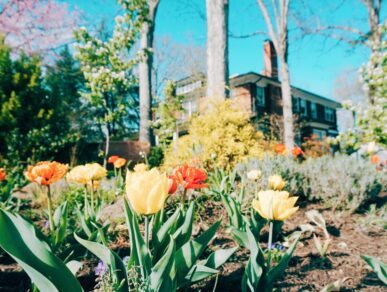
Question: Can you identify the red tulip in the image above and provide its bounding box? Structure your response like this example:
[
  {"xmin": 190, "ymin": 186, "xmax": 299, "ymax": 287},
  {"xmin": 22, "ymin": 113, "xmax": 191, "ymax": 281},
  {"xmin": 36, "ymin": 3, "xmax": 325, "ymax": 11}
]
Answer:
[{"xmin": 171, "ymin": 164, "xmax": 208, "ymax": 190}]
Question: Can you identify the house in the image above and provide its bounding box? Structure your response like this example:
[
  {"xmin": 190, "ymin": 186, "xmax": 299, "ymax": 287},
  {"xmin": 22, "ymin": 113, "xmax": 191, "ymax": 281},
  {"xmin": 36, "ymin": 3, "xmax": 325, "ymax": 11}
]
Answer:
[{"xmin": 174, "ymin": 40, "xmax": 341, "ymax": 144}]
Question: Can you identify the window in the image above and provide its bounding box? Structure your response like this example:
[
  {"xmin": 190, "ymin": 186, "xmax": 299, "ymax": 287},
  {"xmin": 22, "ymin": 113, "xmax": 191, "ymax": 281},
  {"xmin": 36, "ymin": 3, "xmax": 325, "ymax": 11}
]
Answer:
[
  {"xmin": 176, "ymin": 80, "xmax": 202, "ymax": 95},
  {"xmin": 325, "ymin": 107, "xmax": 335, "ymax": 122},
  {"xmin": 299, "ymin": 99, "xmax": 307, "ymax": 116},
  {"xmin": 181, "ymin": 100, "xmax": 198, "ymax": 120},
  {"xmin": 311, "ymin": 102, "xmax": 317, "ymax": 119},
  {"xmin": 312, "ymin": 129, "xmax": 326, "ymax": 140},
  {"xmin": 292, "ymin": 96, "xmax": 299, "ymax": 112},
  {"xmin": 256, "ymin": 86, "xmax": 265, "ymax": 107}
]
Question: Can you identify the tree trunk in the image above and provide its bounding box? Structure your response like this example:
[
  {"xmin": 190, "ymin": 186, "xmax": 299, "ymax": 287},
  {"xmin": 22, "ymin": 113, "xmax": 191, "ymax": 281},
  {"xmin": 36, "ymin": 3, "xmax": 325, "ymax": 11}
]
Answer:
[
  {"xmin": 139, "ymin": 1, "xmax": 159, "ymax": 144},
  {"xmin": 206, "ymin": 0, "xmax": 229, "ymax": 100},
  {"xmin": 279, "ymin": 58, "xmax": 294, "ymax": 150}
]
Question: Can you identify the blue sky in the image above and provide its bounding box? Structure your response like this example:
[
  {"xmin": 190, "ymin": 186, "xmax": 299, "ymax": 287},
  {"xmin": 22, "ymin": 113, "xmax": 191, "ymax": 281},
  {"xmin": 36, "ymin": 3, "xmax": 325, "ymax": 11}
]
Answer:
[{"xmin": 64, "ymin": 0, "xmax": 386, "ymax": 101}]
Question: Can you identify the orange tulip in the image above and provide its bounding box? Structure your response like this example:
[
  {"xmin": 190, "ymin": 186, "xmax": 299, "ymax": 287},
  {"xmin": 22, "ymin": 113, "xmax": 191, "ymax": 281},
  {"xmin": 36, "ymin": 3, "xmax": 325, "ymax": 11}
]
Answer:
[
  {"xmin": 25, "ymin": 161, "xmax": 68, "ymax": 185},
  {"xmin": 0, "ymin": 168, "xmax": 6, "ymax": 181},
  {"xmin": 274, "ymin": 144, "xmax": 287, "ymax": 155},
  {"xmin": 171, "ymin": 164, "xmax": 208, "ymax": 189},
  {"xmin": 370, "ymin": 155, "xmax": 380, "ymax": 164},
  {"xmin": 108, "ymin": 155, "xmax": 119, "ymax": 164},
  {"xmin": 168, "ymin": 176, "xmax": 178, "ymax": 194},
  {"xmin": 292, "ymin": 147, "xmax": 303, "ymax": 157},
  {"xmin": 114, "ymin": 157, "xmax": 127, "ymax": 169}
]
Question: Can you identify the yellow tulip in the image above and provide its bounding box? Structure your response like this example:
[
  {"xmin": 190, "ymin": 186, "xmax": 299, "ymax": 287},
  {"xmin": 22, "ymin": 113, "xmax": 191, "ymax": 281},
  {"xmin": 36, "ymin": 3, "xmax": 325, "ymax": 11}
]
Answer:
[
  {"xmin": 134, "ymin": 163, "xmax": 148, "ymax": 172},
  {"xmin": 86, "ymin": 163, "xmax": 107, "ymax": 181},
  {"xmin": 252, "ymin": 190, "xmax": 298, "ymax": 221},
  {"xmin": 126, "ymin": 168, "xmax": 170, "ymax": 215},
  {"xmin": 268, "ymin": 175, "xmax": 286, "ymax": 190},
  {"xmin": 67, "ymin": 163, "xmax": 107, "ymax": 184},
  {"xmin": 67, "ymin": 165, "xmax": 90, "ymax": 184}
]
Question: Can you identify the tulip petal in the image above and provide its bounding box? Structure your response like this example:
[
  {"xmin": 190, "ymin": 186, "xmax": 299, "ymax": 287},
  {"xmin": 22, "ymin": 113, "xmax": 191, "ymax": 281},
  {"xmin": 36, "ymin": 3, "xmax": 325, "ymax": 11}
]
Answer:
[{"xmin": 276, "ymin": 207, "xmax": 299, "ymax": 221}]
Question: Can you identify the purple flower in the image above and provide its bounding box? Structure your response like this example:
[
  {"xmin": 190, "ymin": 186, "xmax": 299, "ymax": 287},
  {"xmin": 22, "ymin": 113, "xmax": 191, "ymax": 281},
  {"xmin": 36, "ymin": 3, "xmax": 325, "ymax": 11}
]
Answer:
[
  {"xmin": 95, "ymin": 260, "xmax": 107, "ymax": 277},
  {"xmin": 271, "ymin": 242, "xmax": 286, "ymax": 251},
  {"xmin": 44, "ymin": 221, "xmax": 50, "ymax": 229},
  {"xmin": 122, "ymin": 256, "xmax": 130, "ymax": 266}
]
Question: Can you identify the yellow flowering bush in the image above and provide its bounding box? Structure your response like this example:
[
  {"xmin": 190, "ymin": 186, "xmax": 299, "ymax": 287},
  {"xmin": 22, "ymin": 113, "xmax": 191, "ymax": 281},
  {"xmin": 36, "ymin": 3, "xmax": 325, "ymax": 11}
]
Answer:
[{"xmin": 164, "ymin": 100, "xmax": 270, "ymax": 170}]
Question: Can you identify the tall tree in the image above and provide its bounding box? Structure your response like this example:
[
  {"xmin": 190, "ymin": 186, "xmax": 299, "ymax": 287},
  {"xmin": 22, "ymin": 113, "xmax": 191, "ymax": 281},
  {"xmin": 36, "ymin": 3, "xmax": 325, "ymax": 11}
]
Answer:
[
  {"xmin": 0, "ymin": 39, "xmax": 73, "ymax": 169},
  {"xmin": 257, "ymin": 0, "xmax": 294, "ymax": 149},
  {"xmin": 153, "ymin": 35, "xmax": 206, "ymax": 98},
  {"xmin": 74, "ymin": 0, "xmax": 145, "ymax": 166},
  {"xmin": 297, "ymin": 0, "xmax": 384, "ymax": 53},
  {"xmin": 205, "ymin": 0, "xmax": 229, "ymax": 100},
  {"xmin": 0, "ymin": 0, "xmax": 79, "ymax": 55},
  {"xmin": 139, "ymin": 0, "xmax": 160, "ymax": 144}
]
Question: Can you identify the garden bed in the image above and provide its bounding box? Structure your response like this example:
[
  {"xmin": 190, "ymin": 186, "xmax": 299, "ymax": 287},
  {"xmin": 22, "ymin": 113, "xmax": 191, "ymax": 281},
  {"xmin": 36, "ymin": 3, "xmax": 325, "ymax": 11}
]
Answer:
[{"xmin": 1, "ymin": 200, "xmax": 385, "ymax": 291}]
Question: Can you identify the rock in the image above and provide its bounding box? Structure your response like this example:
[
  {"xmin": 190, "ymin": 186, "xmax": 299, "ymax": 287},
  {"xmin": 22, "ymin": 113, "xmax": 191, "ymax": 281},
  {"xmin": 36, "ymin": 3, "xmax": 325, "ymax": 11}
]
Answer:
[{"xmin": 99, "ymin": 197, "xmax": 126, "ymax": 223}]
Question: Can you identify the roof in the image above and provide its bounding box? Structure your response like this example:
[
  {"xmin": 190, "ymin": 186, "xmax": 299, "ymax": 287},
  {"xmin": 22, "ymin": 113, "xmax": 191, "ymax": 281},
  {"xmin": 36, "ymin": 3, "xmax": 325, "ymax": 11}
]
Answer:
[
  {"xmin": 230, "ymin": 71, "xmax": 341, "ymax": 107},
  {"xmin": 176, "ymin": 71, "xmax": 341, "ymax": 108}
]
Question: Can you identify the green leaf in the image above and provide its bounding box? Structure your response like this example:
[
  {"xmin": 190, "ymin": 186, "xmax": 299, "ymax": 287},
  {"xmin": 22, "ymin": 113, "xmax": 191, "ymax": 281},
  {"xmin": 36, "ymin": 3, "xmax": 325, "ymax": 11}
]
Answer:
[
  {"xmin": 74, "ymin": 233, "xmax": 128, "ymax": 291},
  {"xmin": 175, "ymin": 219, "xmax": 221, "ymax": 287},
  {"xmin": 123, "ymin": 198, "xmax": 152, "ymax": 278},
  {"xmin": 267, "ymin": 232, "xmax": 301, "ymax": 283},
  {"xmin": 232, "ymin": 228, "xmax": 249, "ymax": 248},
  {"xmin": 202, "ymin": 247, "xmax": 237, "ymax": 269},
  {"xmin": 361, "ymin": 255, "xmax": 387, "ymax": 285},
  {"xmin": 185, "ymin": 264, "xmax": 219, "ymax": 283},
  {"xmin": 54, "ymin": 201, "xmax": 69, "ymax": 246},
  {"xmin": 242, "ymin": 257, "xmax": 263, "ymax": 292},
  {"xmin": 150, "ymin": 237, "xmax": 177, "ymax": 292},
  {"xmin": 173, "ymin": 202, "xmax": 195, "ymax": 249},
  {"xmin": 0, "ymin": 209, "xmax": 83, "ymax": 292}
]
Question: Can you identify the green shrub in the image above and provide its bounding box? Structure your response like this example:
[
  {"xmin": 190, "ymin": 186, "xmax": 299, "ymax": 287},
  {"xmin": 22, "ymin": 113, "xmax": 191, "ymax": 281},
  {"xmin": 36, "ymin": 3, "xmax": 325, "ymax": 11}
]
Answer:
[
  {"xmin": 236, "ymin": 155, "xmax": 385, "ymax": 213},
  {"xmin": 235, "ymin": 154, "xmax": 305, "ymax": 210},
  {"xmin": 301, "ymin": 155, "xmax": 384, "ymax": 212}
]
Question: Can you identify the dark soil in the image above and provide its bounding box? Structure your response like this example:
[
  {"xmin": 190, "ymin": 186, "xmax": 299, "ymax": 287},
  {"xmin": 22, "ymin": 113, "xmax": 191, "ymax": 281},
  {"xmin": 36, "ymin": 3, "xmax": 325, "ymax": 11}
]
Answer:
[
  {"xmin": 190, "ymin": 201, "xmax": 387, "ymax": 292},
  {"xmin": 0, "ymin": 201, "xmax": 386, "ymax": 291}
]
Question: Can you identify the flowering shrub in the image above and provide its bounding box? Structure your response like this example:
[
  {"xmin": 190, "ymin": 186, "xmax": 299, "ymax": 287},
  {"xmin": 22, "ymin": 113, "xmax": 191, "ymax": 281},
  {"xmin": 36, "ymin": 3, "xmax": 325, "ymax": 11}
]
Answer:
[
  {"xmin": 164, "ymin": 100, "xmax": 270, "ymax": 170},
  {"xmin": 236, "ymin": 155, "xmax": 305, "ymax": 210},
  {"xmin": 301, "ymin": 155, "xmax": 384, "ymax": 212},
  {"xmin": 237, "ymin": 154, "xmax": 385, "ymax": 213}
]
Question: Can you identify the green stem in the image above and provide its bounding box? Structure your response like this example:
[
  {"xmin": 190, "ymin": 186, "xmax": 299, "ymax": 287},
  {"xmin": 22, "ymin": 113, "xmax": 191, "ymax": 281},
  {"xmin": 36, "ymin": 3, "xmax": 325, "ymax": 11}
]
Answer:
[
  {"xmin": 144, "ymin": 216, "xmax": 149, "ymax": 250},
  {"xmin": 267, "ymin": 221, "xmax": 273, "ymax": 269},
  {"xmin": 84, "ymin": 184, "xmax": 89, "ymax": 220},
  {"xmin": 181, "ymin": 188, "xmax": 187, "ymax": 212},
  {"xmin": 90, "ymin": 180, "xmax": 95, "ymax": 211},
  {"xmin": 47, "ymin": 185, "xmax": 55, "ymax": 235}
]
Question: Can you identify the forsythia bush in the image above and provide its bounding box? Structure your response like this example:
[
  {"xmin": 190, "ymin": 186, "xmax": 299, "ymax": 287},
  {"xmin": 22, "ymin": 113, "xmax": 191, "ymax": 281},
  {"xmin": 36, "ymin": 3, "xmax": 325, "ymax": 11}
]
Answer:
[{"xmin": 164, "ymin": 100, "xmax": 270, "ymax": 170}]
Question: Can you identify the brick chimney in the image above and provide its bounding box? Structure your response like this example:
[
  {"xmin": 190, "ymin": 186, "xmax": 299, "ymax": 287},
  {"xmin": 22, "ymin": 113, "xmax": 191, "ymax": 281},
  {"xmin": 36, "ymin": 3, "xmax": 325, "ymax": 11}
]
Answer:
[{"xmin": 263, "ymin": 40, "xmax": 278, "ymax": 79}]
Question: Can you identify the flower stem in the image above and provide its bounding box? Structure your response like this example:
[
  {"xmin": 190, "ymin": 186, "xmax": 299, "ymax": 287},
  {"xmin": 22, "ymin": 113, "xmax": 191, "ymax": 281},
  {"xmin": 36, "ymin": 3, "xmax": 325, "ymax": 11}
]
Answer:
[
  {"xmin": 90, "ymin": 180, "xmax": 95, "ymax": 211},
  {"xmin": 47, "ymin": 185, "xmax": 55, "ymax": 235},
  {"xmin": 144, "ymin": 216, "xmax": 149, "ymax": 250},
  {"xmin": 267, "ymin": 221, "xmax": 273, "ymax": 269},
  {"xmin": 181, "ymin": 189, "xmax": 187, "ymax": 212},
  {"xmin": 84, "ymin": 184, "xmax": 89, "ymax": 220}
]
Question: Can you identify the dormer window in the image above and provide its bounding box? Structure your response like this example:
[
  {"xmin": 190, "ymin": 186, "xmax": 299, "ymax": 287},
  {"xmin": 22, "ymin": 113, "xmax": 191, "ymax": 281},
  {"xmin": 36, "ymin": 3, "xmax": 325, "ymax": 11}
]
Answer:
[{"xmin": 176, "ymin": 80, "xmax": 202, "ymax": 95}]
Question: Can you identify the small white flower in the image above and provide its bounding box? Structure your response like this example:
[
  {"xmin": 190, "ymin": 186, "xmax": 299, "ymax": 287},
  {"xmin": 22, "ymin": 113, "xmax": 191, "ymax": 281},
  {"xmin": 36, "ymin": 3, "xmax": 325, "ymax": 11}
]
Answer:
[{"xmin": 247, "ymin": 169, "xmax": 262, "ymax": 180}]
